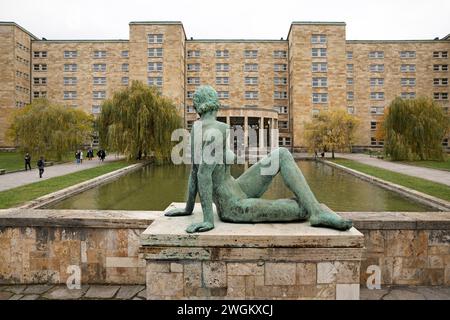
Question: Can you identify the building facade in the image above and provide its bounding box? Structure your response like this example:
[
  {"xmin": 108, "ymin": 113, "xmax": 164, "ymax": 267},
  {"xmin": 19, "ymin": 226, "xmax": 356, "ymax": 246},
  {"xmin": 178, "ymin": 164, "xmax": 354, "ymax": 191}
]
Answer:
[{"xmin": 0, "ymin": 21, "xmax": 449, "ymax": 150}]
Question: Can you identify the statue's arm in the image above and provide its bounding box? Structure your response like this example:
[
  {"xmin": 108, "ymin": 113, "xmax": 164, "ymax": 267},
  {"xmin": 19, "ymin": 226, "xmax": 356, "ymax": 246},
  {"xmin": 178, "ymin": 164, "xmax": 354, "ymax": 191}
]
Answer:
[{"xmin": 185, "ymin": 165, "xmax": 198, "ymax": 214}]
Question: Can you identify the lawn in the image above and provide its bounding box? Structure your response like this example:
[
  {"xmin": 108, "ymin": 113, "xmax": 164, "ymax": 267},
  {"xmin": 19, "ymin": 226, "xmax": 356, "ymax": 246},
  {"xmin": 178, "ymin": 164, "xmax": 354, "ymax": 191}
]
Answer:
[
  {"xmin": 0, "ymin": 151, "xmax": 76, "ymax": 173},
  {"xmin": 331, "ymin": 158, "xmax": 450, "ymax": 202},
  {"xmin": 0, "ymin": 161, "xmax": 130, "ymax": 209},
  {"xmin": 400, "ymin": 158, "xmax": 450, "ymax": 172}
]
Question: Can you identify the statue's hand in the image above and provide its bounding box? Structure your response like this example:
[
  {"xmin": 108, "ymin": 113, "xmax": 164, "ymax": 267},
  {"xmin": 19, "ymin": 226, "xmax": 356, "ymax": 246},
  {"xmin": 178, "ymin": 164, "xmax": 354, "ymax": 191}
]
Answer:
[
  {"xmin": 165, "ymin": 208, "xmax": 192, "ymax": 217},
  {"xmin": 186, "ymin": 222, "xmax": 214, "ymax": 233}
]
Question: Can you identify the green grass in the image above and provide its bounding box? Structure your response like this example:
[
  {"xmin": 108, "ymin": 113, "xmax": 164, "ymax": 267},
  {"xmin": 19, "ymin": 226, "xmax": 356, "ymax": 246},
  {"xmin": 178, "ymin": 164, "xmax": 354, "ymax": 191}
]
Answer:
[
  {"xmin": 0, "ymin": 161, "xmax": 130, "ymax": 209},
  {"xmin": 331, "ymin": 158, "xmax": 450, "ymax": 202},
  {"xmin": 400, "ymin": 158, "xmax": 450, "ymax": 172},
  {"xmin": 0, "ymin": 151, "xmax": 76, "ymax": 173}
]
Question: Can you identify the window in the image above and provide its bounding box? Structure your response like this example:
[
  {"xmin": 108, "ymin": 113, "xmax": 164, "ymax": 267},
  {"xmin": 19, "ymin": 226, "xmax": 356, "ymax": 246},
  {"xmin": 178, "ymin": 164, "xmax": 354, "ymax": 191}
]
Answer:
[
  {"xmin": 245, "ymin": 77, "xmax": 258, "ymax": 85},
  {"xmin": 92, "ymin": 105, "xmax": 101, "ymax": 114},
  {"xmin": 33, "ymin": 64, "xmax": 47, "ymax": 72},
  {"xmin": 312, "ymin": 48, "xmax": 327, "ymax": 58},
  {"xmin": 148, "ymin": 62, "xmax": 163, "ymax": 72},
  {"xmin": 93, "ymin": 77, "xmax": 107, "ymax": 85},
  {"xmin": 93, "ymin": 91, "xmax": 106, "ymax": 99},
  {"xmin": 216, "ymin": 63, "xmax": 230, "ymax": 72},
  {"xmin": 347, "ymin": 78, "xmax": 354, "ymax": 85},
  {"xmin": 244, "ymin": 50, "xmax": 258, "ymax": 58},
  {"xmin": 33, "ymin": 77, "xmax": 47, "ymax": 85},
  {"xmin": 274, "ymin": 91, "xmax": 288, "ymax": 99},
  {"xmin": 186, "ymin": 105, "xmax": 196, "ymax": 113},
  {"xmin": 312, "ymin": 93, "xmax": 328, "ymax": 103},
  {"xmin": 312, "ymin": 63, "xmax": 327, "ymax": 72},
  {"xmin": 311, "ymin": 34, "xmax": 327, "ymax": 44},
  {"xmin": 279, "ymin": 137, "xmax": 291, "ymax": 147},
  {"xmin": 346, "ymin": 52, "xmax": 353, "ymax": 60},
  {"xmin": 400, "ymin": 92, "xmax": 416, "ymax": 99},
  {"xmin": 218, "ymin": 91, "xmax": 229, "ymax": 99},
  {"xmin": 434, "ymin": 92, "xmax": 448, "ymax": 100},
  {"xmin": 274, "ymin": 64, "xmax": 287, "ymax": 72},
  {"xmin": 33, "ymin": 91, "xmax": 46, "ymax": 98},
  {"xmin": 370, "ymin": 106, "xmax": 384, "ymax": 115},
  {"xmin": 434, "ymin": 78, "xmax": 449, "ymax": 86},
  {"xmin": 64, "ymin": 64, "xmax": 78, "ymax": 72},
  {"xmin": 187, "ymin": 50, "xmax": 200, "ymax": 58},
  {"xmin": 187, "ymin": 91, "xmax": 195, "ymax": 99},
  {"xmin": 148, "ymin": 77, "xmax": 163, "ymax": 87},
  {"xmin": 148, "ymin": 48, "xmax": 163, "ymax": 57},
  {"xmin": 312, "ymin": 77, "xmax": 327, "ymax": 87},
  {"xmin": 433, "ymin": 51, "xmax": 448, "ymax": 58},
  {"xmin": 148, "ymin": 34, "xmax": 163, "ymax": 44},
  {"xmin": 370, "ymin": 92, "xmax": 385, "ymax": 100},
  {"xmin": 369, "ymin": 51, "xmax": 384, "ymax": 59},
  {"xmin": 245, "ymin": 91, "xmax": 258, "ymax": 100},
  {"xmin": 370, "ymin": 78, "xmax": 384, "ymax": 86},
  {"xmin": 187, "ymin": 63, "xmax": 200, "ymax": 72},
  {"xmin": 33, "ymin": 51, "xmax": 47, "ymax": 58},
  {"xmin": 92, "ymin": 64, "xmax": 106, "ymax": 72},
  {"xmin": 122, "ymin": 64, "xmax": 129, "ymax": 72},
  {"xmin": 347, "ymin": 64, "xmax": 354, "ymax": 72},
  {"xmin": 400, "ymin": 51, "xmax": 416, "ymax": 59},
  {"xmin": 273, "ymin": 50, "xmax": 287, "ymax": 58},
  {"xmin": 274, "ymin": 106, "xmax": 288, "ymax": 114},
  {"xmin": 347, "ymin": 92, "xmax": 354, "ymax": 100},
  {"xmin": 279, "ymin": 121, "xmax": 289, "ymax": 129},
  {"xmin": 401, "ymin": 78, "xmax": 416, "ymax": 86},
  {"xmin": 370, "ymin": 64, "xmax": 384, "ymax": 72},
  {"xmin": 64, "ymin": 51, "xmax": 77, "ymax": 58},
  {"xmin": 434, "ymin": 64, "xmax": 449, "ymax": 71},
  {"xmin": 121, "ymin": 50, "xmax": 129, "ymax": 58},
  {"xmin": 64, "ymin": 91, "xmax": 77, "ymax": 100},
  {"xmin": 216, "ymin": 77, "xmax": 229, "ymax": 85},
  {"xmin": 216, "ymin": 50, "xmax": 229, "ymax": 58},
  {"xmin": 121, "ymin": 77, "xmax": 129, "ymax": 85},
  {"xmin": 274, "ymin": 77, "xmax": 288, "ymax": 85},
  {"xmin": 244, "ymin": 63, "xmax": 258, "ymax": 72},
  {"xmin": 187, "ymin": 77, "xmax": 200, "ymax": 85},
  {"xmin": 370, "ymin": 121, "xmax": 378, "ymax": 130},
  {"xmin": 93, "ymin": 50, "xmax": 107, "ymax": 59},
  {"xmin": 401, "ymin": 64, "xmax": 416, "ymax": 72},
  {"xmin": 64, "ymin": 77, "xmax": 77, "ymax": 86},
  {"xmin": 347, "ymin": 106, "xmax": 355, "ymax": 114}
]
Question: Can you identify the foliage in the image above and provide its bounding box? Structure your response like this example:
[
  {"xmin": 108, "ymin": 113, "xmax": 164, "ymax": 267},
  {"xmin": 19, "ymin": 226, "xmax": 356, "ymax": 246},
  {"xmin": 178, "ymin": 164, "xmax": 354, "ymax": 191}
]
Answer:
[
  {"xmin": 7, "ymin": 99, "xmax": 93, "ymax": 161},
  {"xmin": 383, "ymin": 97, "xmax": 449, "ymax": 161},
  {"xmin": 305, "ymin": 109, "xmax": 359, "ymax": 158},
  {"xmin": 97, "ymin": 81, "xmax": 182, "ymax": 161}
]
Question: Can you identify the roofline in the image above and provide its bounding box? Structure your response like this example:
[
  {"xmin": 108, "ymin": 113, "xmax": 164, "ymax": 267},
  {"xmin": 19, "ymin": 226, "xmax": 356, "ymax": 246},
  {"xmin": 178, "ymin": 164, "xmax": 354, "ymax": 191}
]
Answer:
[
  {"xmin": 0, "ymin": 21, "xmax": 39, "ymax": 40},
  {"xmin": 187, "ymin": 39, "xmax": 287, "ymax": 43},
  {"xmin": 32, "ymin": 39, "xmax": 129, "ymax": 43},
  {"xmin": 347, "ymin": 39, "xmax": 450, "ymax": 44},
  {"xmin": 287, "ymin": 21, "xmax": 346, "ymax": 40},
  {"xmin": 129, "ymin": 21, "xmax": 186, "ymax": 40}
]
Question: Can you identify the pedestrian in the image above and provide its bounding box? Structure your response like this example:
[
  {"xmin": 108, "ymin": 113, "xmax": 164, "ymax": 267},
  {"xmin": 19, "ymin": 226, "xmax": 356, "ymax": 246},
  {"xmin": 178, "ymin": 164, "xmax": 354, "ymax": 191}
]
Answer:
[
  {"xmin": 87, "ymin": 148, "xmax": 93, "ymax": 160},
  {"xmin": 80, "ymin": 150, "xmax": 84, "ymax": 164},
  {"xmin": 321, "ymin": 151, "xmax": 325, "ymax": 158},
  {"xmin": 24, "ymin": 153, "xmax": 32, "ymax": 171},
  {"xmin": 100, "ymin": 149, "xmax": 106, "ymax": 162},
  {"xmin": 75, "ymin": 150, "xmax": 80, "ymax": 164},
  {"xmin": 37, "ymin": 156, "xmax": 45, "ymax": 178}
]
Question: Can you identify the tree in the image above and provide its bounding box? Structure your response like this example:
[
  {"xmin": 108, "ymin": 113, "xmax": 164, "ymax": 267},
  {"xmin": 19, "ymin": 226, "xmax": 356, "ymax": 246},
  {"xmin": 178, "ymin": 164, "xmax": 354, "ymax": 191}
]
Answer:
[
  {"xmin": 8, "ymin": 99, "xmax": 93, "ymax": 161},
  {"xmin": 305, "ymin": 109, "xmax": 359, "ymax": 159},
  {"xmin": 383, "ymin": 97, "xmax": 449, "ymax": 161},
  {"xmin": 97, "ymin": 81, "xmax": 182, "ymax": 161}
]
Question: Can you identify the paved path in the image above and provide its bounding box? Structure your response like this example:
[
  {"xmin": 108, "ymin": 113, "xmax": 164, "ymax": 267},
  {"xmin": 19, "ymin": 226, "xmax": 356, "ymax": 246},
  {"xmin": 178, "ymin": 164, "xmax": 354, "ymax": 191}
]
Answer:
[
  {"xmin": 336, "ymin": 153, "xmax": 450, "ymax": 186},
  {"xmin": 0, "ymin": 156, "xmax": 124, "ymax": 192},
  {"xmin": 0, "ymin": 284, "xmax": 448, "ymax": 300}
]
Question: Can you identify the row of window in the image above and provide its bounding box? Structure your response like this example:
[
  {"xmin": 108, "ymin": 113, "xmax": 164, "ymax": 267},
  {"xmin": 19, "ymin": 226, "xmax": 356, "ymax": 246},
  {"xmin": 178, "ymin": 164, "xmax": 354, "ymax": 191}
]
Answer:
[
  {"xmin": 16, "ymin": 55, "xmax": 29, "ymax": 65},
  {"xmin": 61, "ymin": 77, "xmax": 130, "ymax": 86},
  {"xmin": 187, "ymin": 50, "xmax": 288, "ymax": 59},
  {"xmin": 313, "ymin": 91, "xmax": 449, "ymax": 104},
  {"xmin": 62, "ymin": 91, "xmax": 107, "ymax": 100},
  {"xmin": 186, "ymin": 91, "xmax": 288, "ymax": 100},
  {"xmin": 61, "ymin": 63, "xmax": 129, "ymax": 72},
  {"xmin": 186, "ymin": 77, "xmax": 288, "ymax": 86},
  {"xmin": 15, "ymin": 101, "xmax": 27, "ymax": 108},
  {"xmin": 15, "ymin": 86, "xmax": 30, "ymax": 94},
  {"xmin": 62, "ymin": 50, "xmax": 130, "ymax": 59},
  {"xmin": 347, "ymin": 51, "xmax": 448, "ymax": 59},
  {"xmin": 346, "ymin": 77, "xmax": 448, "ymax": 86},
  {"xmin": 346, "ymin": 64, "xmax": 449, "ymax": 73},
  {"xmin": 16, "ymin": 70, "xmax": 29, "ymax": 80},
  {"xmin": 187, "ymin": 63, "xmax": 288, "ymax": 73},
  {"xmin": 16, "ymin": 42, "xmax": 30, "ymax": 53}
]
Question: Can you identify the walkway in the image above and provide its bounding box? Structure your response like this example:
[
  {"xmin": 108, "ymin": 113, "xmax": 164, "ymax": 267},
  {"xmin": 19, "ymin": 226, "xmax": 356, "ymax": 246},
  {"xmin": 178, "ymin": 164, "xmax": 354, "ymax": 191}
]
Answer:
[
  {"xmin": 0, "ymin": 284, "xmax": 448, "ymax": 300},
  {"xmin": 336, "ymin": 153, "xmax": 450, "ymax": 187},
  {"xmin": 0, "ymin": 156, "xmax": 123, "ymax": 192}
]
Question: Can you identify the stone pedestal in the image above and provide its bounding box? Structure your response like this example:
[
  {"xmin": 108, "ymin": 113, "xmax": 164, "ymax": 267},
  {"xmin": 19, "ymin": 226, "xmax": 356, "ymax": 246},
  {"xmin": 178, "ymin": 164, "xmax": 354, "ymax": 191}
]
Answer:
[{"xmin": 140, "ymin": 203, "xmax": 365, "ymax": 300}]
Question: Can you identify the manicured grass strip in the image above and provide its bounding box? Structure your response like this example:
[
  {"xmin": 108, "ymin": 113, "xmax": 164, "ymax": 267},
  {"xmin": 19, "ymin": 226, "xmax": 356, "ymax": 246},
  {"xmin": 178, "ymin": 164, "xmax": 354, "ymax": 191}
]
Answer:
[
  {"xmin": 331, "ymin": 158, "xmax": 450, "ymax": 202},
  {"xmin": 400, "ymin": 159, "xmax": 450, "ymax": 172},
  {"xmin": 0, "ymin": 161, "xmax": 130, "ymax": 209},
  {"xmin": 0, "ymin": 151, "xmax": 75, "ymax": 173}
]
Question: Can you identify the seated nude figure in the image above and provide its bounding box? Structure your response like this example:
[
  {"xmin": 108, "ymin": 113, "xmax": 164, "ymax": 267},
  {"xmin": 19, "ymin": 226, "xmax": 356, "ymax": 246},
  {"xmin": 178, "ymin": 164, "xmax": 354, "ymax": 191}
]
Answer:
[{"xmin": 166, "ymin": 86, "xmax": 352, "ymax": 233}]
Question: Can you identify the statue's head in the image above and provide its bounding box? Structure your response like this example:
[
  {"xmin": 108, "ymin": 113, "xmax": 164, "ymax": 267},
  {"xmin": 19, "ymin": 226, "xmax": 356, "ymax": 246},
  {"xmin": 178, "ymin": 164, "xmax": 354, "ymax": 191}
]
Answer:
[{"xmin": 193, "ymin": 86, "xmax": 220, "ymax": 116}]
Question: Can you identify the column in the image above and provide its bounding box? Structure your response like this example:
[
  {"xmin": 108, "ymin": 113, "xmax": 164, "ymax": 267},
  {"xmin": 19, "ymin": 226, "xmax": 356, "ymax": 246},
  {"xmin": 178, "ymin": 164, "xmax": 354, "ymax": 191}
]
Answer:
[{"xmin": 244, "ymin": 116, "xmax": 248, "ymax": 148}]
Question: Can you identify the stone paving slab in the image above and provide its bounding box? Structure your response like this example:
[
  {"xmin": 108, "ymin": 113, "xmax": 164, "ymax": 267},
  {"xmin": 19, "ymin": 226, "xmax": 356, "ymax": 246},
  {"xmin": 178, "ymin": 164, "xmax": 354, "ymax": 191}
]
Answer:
[
  {"xmin": 115, "ymin": 285, "xmax": 145, "ymax": 300},
  {"xmin": 43, "ymin": 285, "xmax": 90, "ymax": 300},
  {"xmin": 84, "ymin": 285, "xmax": 121, "ymax": 299}
]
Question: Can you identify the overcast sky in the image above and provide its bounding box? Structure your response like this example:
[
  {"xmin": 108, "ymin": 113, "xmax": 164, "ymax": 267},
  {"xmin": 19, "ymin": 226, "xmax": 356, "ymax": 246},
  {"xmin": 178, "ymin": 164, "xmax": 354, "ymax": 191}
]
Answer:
[{"xmin": 1, "ymin": 0, "xmax": 449, "ymax": 41}]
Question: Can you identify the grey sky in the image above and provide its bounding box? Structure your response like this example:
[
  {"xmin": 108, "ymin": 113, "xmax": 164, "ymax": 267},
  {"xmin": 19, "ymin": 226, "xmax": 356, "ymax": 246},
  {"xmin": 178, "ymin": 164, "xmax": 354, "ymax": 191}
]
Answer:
[{"xmin": 1, "ymin": 0, "xmax": 449, "ymax": 40}]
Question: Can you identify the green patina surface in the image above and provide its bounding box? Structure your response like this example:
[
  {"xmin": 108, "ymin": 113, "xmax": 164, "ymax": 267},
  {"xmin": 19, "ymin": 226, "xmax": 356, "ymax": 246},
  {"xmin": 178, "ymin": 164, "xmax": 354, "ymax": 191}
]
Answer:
[{"xmin": 165, "ymin": 86, "xmax": 352, "ymax": 232}]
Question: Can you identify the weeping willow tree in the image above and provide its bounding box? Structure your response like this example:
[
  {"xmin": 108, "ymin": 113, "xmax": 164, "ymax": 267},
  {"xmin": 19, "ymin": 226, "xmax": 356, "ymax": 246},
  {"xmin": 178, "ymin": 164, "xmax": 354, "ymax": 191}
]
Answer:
[
  {"xmin": 7, "ymin": 99, "xmax": 93, "ymax": 161},
  {"xmin": 97, "ymin": 81, "xmax": 182, "ymax": 162},
  {"xmin": 305, "ymin": 109, "xmax": 359, "ymax": 159},
  {"xmin": 383, "ymin": 97, "xmax": 449, "ymax": 161}
]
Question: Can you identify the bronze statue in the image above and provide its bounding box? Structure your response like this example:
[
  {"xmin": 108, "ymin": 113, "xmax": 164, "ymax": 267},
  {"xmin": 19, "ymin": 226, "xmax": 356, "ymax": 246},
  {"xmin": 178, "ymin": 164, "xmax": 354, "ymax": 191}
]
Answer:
[{"xmin": 166, "ymin": 86, "xmax": 352, "ymax": 233}]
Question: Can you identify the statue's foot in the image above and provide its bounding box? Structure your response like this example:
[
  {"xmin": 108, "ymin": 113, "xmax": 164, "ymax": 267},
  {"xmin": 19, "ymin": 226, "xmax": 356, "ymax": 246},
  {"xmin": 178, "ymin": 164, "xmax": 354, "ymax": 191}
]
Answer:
[
  {"xmin": 186, "ymin": 222, "xmax": 214, "ymax": 233},
  {"xmin": 309, "ymin": 205, "xmax": 353, "ymax": 231},
  {"xmin": 165, "ymin": 208, "xmax": 192, "ymax": 217}
]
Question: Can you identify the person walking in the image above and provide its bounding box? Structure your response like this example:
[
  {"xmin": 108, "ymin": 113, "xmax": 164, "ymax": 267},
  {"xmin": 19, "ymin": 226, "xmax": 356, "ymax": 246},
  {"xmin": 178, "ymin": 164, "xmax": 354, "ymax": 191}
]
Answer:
[
  {"xmin": 80, "ymin": 150, "xmax": 84, "ymax": 164},
  {"xmin": 24, "ymin": 153, "xmax": 32, "ymax": 171},
  {"xmin": 37, "ymin": 156, "xmax": 45, "ymax": 178},
  {"xmin": 87, "ymin": 148, "xmax": 93, "ymax": 160},
  {"xmin": 75, "ymin": 150, "xmax": 80, "ymax": 164}
]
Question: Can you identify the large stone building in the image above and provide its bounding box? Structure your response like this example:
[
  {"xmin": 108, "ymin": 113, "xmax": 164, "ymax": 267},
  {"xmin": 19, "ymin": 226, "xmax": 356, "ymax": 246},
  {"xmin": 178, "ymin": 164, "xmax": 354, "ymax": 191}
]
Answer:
[{"xmin": 0, "ymin": 21, "xmax": 449, "ymax": 151}]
